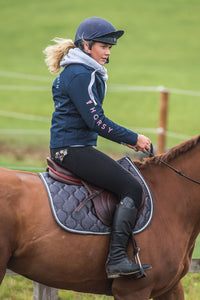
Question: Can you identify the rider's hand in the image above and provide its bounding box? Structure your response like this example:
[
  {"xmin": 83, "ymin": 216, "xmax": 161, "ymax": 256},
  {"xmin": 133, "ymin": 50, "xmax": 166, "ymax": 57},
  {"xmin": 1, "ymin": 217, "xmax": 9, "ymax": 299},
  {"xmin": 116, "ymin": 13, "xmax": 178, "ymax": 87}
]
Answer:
[{"xmin": 126, "ymin": 134, "xmax": 151, "ymax": 153}]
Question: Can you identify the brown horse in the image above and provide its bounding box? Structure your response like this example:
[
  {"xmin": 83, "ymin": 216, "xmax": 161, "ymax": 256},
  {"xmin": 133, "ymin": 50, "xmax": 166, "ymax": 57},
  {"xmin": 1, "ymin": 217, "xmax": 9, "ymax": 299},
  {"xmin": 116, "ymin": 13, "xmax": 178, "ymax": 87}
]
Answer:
[{"xmin": 0, "ymin": 135, "xmax": 199, "ymax": 299}]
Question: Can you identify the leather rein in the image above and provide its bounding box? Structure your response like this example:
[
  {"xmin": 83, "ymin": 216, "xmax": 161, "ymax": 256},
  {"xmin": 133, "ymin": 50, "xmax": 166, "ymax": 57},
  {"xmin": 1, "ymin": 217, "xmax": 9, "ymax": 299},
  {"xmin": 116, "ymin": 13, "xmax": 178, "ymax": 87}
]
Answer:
[{"xmin": 145, "ymin": 144, "xmax": 200, "ymax": 185}]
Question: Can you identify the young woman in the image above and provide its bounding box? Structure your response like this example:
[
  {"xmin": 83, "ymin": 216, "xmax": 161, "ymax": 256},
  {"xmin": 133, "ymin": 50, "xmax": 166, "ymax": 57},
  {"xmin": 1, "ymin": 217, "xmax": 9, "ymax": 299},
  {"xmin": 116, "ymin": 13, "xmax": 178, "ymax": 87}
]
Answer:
[{"xmin": 44, "ymin": 17, "xmax": 152, "ymax": 279}]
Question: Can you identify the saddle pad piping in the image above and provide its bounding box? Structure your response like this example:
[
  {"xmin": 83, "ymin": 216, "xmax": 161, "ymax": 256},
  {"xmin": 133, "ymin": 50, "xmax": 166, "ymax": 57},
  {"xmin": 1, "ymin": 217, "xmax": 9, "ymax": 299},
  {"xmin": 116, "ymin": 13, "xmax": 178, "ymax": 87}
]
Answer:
[
  {"xmin": 124, "ymin": 156, "xmax": 154, "ymax": 234},
  {"xmin": 39, "ymin": 172, "xmax": 106, "ymax": 235}
]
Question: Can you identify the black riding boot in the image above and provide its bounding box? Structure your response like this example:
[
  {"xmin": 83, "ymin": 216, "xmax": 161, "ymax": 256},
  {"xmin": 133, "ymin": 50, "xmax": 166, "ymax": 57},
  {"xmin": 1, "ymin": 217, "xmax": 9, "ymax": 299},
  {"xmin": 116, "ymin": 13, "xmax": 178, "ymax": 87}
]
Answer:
[{"xmin": 105, "ymin": 196, "xmax": 151, "ymax": 278}]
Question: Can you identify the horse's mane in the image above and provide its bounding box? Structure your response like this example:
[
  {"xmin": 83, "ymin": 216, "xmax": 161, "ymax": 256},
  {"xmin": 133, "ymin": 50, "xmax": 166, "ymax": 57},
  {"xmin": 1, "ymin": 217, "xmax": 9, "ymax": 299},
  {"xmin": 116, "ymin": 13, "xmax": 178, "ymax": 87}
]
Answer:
[{"xmin": 135, "ymin": 135, "xmax": 200, "ymax": 169}]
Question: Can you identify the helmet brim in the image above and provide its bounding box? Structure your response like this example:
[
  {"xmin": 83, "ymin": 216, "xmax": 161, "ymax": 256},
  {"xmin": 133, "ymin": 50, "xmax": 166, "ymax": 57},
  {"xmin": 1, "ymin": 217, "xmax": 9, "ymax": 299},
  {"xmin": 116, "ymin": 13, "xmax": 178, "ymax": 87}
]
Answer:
[{"xmin": 92, "ymin": 30, "xmax": 124, "ymax": 45}]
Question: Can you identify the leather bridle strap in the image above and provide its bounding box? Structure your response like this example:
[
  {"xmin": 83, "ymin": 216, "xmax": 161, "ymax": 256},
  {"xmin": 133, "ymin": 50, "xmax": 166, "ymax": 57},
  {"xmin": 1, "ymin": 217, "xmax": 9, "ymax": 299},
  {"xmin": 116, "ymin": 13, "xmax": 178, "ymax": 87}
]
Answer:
[{"xmin": 145, "ymin": 144, "xmax": 200, "ymax": 185}]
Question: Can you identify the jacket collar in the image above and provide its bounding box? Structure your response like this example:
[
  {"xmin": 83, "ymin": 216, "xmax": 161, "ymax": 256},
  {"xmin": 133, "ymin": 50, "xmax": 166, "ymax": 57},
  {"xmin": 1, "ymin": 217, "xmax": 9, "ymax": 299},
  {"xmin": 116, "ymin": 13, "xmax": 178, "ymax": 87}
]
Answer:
[{"xmin": 60, "ymin": 48, "xmax": 108, "ymax": 83}]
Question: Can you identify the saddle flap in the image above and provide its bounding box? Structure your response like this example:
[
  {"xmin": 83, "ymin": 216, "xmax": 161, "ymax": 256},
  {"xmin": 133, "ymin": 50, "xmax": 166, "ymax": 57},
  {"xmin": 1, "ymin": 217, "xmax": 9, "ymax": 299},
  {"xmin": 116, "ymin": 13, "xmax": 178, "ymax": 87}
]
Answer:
[
  {"xmin": 92, "ymin": 191, "xmax": 118, "ymax": 226},
  {"xmin": 82, "ymin": 181, "xmax": 118, "ymax": 227}
]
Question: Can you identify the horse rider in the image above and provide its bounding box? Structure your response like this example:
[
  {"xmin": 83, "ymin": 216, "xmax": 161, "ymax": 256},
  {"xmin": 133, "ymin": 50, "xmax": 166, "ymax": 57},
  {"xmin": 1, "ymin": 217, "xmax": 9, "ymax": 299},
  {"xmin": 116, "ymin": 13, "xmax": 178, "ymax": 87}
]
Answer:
[{"xmin": 44, "ymin": 17, "xmax": 152, "ymax": 278}]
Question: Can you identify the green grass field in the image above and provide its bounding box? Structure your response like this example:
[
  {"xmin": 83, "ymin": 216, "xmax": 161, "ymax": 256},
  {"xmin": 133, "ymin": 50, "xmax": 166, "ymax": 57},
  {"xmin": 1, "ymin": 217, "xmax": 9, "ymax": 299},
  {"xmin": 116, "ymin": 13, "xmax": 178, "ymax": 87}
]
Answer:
[
  {"xmin": 1, "ymin": 273, "xmax": 200, "ymax": 300},
  {"xmin": 0, "ymin": 0, "xmax": 200, "ymax": 158},
  {"xmin": 0, "ymin": 0, "xmax": 199, "ymax": 299}
]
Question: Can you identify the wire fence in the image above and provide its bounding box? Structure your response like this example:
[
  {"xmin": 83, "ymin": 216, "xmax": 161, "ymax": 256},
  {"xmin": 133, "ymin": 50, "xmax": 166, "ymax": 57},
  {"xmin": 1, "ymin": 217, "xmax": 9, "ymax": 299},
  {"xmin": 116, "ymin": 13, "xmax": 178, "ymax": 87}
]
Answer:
[
  {"xmin": 1, "ymin": 70, "xmax": 200, "ymax": 96},
  {"xmin": 0, "ymin": 70, "xmax": 199, "ymax": 168}
]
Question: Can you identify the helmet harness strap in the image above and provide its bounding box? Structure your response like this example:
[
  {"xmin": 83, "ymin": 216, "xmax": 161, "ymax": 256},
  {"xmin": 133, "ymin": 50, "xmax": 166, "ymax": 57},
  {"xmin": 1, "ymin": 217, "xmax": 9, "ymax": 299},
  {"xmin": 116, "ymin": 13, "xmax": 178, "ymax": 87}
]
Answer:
[{"xmin": 89, "ymin": 40, "xmax": 93, "ymax": 50}]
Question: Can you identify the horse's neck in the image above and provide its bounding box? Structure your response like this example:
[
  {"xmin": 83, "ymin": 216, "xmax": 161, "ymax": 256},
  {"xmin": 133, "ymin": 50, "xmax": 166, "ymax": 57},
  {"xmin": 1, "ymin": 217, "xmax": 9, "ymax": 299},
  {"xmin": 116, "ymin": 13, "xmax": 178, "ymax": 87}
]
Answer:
[
  {"xmin": 171, "ymin": 147, "xmax": 200, "ymax": 250},
  {"xmin": 143, "ymin": 143, "xmax": 200, "ymax": 233}
]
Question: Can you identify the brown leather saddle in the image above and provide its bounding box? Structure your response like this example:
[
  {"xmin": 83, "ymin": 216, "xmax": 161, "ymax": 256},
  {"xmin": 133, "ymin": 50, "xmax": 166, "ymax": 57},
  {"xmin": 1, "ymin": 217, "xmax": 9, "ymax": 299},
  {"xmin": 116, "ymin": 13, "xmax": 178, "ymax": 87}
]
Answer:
[
  {"xmin": 46, "ymin": 157, "xmax": 149, "ymax": 279},
  {"xmin": 46, "ymin": 157, "xmax": 118, "ymax": 226}
]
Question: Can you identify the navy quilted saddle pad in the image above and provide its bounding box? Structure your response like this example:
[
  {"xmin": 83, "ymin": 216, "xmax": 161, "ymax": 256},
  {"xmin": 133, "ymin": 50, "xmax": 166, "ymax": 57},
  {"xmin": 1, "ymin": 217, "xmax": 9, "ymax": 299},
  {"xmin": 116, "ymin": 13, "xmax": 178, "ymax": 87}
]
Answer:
[{"xmin": 39, "ymin": 156, "xmax": 154, "ymax": 235}]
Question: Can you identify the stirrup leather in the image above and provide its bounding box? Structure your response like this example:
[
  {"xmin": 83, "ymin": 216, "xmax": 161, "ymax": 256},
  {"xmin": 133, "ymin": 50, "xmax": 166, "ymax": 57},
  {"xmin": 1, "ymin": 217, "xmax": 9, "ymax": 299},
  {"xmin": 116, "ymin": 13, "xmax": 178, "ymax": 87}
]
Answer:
[{"xmin": 131, "ymin": 233, "xmax": 151, "ymax": 279}]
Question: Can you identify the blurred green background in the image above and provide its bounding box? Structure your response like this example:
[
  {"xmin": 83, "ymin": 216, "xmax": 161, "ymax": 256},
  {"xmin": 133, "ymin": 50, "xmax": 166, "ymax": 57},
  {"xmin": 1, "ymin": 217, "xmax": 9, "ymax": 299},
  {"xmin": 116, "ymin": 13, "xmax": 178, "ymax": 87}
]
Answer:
[
  {"xmin": 0, "ymin": 0, "xmax": 200, "ymax": 170},
  {"xmin": 0, "ymin": 0, "xmax": 199, "ymax": 299}
]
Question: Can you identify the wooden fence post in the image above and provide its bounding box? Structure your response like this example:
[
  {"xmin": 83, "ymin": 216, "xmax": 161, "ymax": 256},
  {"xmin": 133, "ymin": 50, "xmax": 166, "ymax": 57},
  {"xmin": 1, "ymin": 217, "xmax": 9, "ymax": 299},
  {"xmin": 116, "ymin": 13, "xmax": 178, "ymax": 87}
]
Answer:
[
  {"xmin": 157, "ymin": 88, "xmax": 169, "ymax": 154},
  {"xmin": 33, "ymin": 282, "xmax": 58, "ymax": 300},
  {"xmin": 5, "ymin": 270, "xmax": 58, "ymax": 300},
  {"xmin": 189, "ymin": 259, "xmax": 200, "ymax": 273}
]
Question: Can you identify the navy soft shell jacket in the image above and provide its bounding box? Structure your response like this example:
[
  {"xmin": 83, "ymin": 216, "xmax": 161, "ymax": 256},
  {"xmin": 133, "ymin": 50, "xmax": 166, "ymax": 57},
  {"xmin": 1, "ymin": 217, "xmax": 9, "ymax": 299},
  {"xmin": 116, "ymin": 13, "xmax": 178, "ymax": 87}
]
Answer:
[{"xmin": 50, "ymin": 64, "xmax": 138, "ymax": 148}]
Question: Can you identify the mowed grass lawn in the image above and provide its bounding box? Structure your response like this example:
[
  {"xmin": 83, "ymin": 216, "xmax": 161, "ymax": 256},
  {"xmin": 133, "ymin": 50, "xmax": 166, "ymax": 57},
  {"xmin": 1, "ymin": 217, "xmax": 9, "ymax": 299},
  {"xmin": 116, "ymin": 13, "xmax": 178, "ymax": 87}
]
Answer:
[
  {"xmin": 0, "ymin": 0, "xmax": 199, "ymax": 156},
  {"xmin": 0, "ymin": 0, "xmax": 199, "ymax": 299}
]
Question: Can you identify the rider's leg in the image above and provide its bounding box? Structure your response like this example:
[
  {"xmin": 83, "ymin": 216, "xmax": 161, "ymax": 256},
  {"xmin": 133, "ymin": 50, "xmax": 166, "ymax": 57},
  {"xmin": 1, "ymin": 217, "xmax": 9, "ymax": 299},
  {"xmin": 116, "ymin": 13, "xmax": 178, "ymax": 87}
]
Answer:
[
  {"xmin": 105, "ymin": 196, "xmax": 151, "ymax": 278},
  {"xmin": 51, "ymin": 146, "xmax": 152, "ymax": 278}
]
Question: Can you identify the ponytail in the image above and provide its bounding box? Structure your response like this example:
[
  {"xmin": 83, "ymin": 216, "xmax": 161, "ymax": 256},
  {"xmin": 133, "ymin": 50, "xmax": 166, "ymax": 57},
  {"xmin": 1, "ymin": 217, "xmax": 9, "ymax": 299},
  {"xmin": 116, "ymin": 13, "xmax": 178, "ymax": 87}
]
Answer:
[{"xmin": 43, "ymin": 38, "xmax": 76, "ymax": 74}]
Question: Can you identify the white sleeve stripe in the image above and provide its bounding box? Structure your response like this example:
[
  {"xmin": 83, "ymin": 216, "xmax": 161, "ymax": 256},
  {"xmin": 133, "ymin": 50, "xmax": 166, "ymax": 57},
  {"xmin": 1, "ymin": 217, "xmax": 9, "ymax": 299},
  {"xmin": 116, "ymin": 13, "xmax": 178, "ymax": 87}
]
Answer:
[{"xmin": 88, "ymin": 70, "xmax": 97, "ymax": 106}]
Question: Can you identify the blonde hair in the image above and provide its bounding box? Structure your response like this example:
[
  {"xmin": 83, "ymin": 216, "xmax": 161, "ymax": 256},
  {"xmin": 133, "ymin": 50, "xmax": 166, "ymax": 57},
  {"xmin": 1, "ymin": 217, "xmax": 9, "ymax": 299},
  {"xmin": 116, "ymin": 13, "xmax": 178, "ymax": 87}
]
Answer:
[{"xmin": 43, "ymin": 38, "xmax": 76, "ymax": 74}]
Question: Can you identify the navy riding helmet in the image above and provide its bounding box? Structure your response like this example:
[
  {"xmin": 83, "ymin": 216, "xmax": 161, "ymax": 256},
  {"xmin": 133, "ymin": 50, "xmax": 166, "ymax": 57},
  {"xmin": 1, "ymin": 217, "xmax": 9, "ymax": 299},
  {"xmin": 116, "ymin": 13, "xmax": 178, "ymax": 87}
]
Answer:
[{"xmin": 74, "ymin": 17, "xmax": 124, "ymax": 47}]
